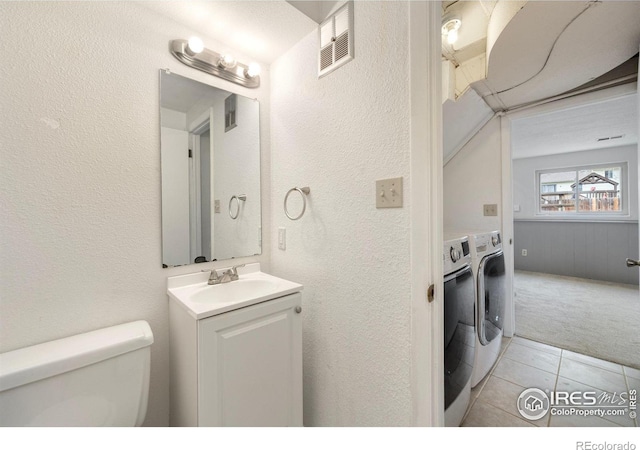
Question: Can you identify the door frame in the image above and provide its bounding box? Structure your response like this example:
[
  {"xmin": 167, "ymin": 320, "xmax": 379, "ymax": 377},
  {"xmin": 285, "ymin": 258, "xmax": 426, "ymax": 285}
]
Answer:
[
  {"xmin": 188, "ymin": 108, "xmax": 215, "ymax": 262},
  {"xmin": 410, "ymin": 1, "xmax": 444, "ymax": 426}
]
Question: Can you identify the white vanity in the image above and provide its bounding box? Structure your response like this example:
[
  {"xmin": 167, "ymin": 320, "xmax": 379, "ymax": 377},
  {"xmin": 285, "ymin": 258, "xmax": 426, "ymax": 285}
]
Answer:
[{"xmin": 168, "ymin": 263, "xmax": 303, "ymax": 426}]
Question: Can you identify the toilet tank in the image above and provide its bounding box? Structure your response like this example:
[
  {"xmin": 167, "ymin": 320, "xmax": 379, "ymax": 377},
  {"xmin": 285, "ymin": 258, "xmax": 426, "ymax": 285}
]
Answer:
[{"xmin": 0, "ymin": 320, "xmax": 153, "ymax": 426}]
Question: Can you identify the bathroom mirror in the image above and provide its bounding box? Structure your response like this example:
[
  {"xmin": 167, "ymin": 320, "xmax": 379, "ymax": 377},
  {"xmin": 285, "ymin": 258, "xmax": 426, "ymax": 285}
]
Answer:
[{"xmin": 160, "ymin": 70, "xmax": 261, "ymax": 267}]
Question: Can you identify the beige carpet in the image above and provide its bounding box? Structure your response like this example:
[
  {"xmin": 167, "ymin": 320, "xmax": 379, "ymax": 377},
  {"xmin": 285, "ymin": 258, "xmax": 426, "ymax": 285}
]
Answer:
[{"xmin": 514, "ymin": 270, "xmax": 640, "ymax": 369}]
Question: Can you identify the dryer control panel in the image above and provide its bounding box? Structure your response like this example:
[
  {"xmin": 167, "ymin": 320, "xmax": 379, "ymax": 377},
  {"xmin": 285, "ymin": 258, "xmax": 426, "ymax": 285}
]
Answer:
[{"xmin": 472, "ymin": 231, "xmax": 502, "ymax": 257}]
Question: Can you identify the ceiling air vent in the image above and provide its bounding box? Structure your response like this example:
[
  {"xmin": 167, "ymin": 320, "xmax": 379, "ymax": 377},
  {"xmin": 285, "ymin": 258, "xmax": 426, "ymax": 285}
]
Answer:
[{"xmin": 318, "ymin": 2, "xmax": 354, "ymax": 78}]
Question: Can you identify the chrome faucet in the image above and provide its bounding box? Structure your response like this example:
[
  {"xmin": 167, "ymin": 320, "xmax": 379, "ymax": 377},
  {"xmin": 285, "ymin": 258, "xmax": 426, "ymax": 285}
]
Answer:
[
  {"xmin": 203, "ymin": 264, "xmax": 245, "ymax": 285},
  {"xmin": 203, "ymin": 269, "xmax": 222, "ymax": 285}
]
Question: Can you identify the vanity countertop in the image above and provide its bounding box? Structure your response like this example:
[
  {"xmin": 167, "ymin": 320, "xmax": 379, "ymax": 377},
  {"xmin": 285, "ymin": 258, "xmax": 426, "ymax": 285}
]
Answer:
[{"xmin": 167, "ymin": 263, "xmax": 303, "ymax": 320}]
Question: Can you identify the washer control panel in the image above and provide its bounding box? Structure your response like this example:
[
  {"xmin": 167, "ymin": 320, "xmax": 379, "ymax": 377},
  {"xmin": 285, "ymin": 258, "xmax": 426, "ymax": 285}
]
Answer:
[{"xmin": 444, "ymin": 236, "xmax": 471, "ymax": 274}]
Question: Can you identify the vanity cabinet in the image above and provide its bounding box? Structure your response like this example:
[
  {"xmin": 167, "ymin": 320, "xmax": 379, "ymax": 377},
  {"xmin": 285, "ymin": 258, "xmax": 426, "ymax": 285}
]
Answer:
[{"xmin": 169, "ymin": 292, "xmax": 303, "ymax": 427}]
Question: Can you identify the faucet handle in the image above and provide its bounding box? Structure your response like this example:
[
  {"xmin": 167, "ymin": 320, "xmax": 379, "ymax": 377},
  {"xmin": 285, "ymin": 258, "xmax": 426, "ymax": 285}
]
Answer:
[{"xmin": 230, "ymin": 264, "xmax": 245, "ymax": 280}]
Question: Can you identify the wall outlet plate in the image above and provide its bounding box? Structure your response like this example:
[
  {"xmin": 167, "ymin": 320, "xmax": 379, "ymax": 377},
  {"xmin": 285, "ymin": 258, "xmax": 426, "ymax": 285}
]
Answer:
[
  {"xmin": 376, "ymin": 177, "xmax": 403, "ymax": 208},
  {"xmin": 483, "ymin": 204, "xmax": 498, "ymax": 216}
]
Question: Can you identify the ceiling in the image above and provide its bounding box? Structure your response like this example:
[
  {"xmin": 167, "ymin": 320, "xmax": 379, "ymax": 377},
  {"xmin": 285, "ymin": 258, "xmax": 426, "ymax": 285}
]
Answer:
[
  {"xmin": 511, "ymin": 92, "xmax": 638, "ymax": 160},
  {"xmin": 443, "ymin": 1, "xmax": 640, "ymax": 111},
  {"xmin": 139, "ymin": 1, "xmax": 316, "ymax": 64},
  {"xmin": 443, "ymin": 1, "xmax": 639, "ymax": 164}
]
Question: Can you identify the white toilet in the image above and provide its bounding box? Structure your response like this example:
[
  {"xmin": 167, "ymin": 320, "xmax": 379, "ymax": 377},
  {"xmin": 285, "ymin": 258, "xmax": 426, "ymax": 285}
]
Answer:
[{"xmin": 0, "ymin": 320, "xmax": 154, "ymax": 426}]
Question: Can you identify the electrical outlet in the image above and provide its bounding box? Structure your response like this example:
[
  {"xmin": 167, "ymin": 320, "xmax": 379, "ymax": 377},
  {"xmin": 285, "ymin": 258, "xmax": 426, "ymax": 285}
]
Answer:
[
  {"xmin": 376, "ymin": 177, "xmax": 403, "ymax": 208},
  {"xmin": 522, "ymin": 249, "xmax": 527, "ymax": 257},
  {"xmin": 483, "ymin": 204, "xmax": 498, "ymax": 216}
]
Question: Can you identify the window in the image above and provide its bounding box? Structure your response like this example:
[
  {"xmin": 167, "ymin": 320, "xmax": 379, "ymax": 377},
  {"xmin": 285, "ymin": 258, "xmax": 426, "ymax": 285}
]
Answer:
[{"xmin": 537, "ymin": 164, "xmax": 625, "ymax": 215}]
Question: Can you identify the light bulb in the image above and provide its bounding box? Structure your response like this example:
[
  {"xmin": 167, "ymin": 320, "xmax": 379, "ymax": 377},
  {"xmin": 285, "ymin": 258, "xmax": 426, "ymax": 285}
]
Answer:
[
  {"xmin": 187, "ymin": 36, "xmax": 204, "ymax": 55},
  {"xmin": 245, "ymin": 63, "xmax": 261, "ymax": 78},
  {"xmin": 447, "ymin": 28, "xmax": 458, "ymax": 45},
  {"xmin": 442, "ymin": 18, "xmax": 461, "ymax": 46},
  {"xmin": 219, "ymin": 53, "xmax": 237, "ymax": 69}
]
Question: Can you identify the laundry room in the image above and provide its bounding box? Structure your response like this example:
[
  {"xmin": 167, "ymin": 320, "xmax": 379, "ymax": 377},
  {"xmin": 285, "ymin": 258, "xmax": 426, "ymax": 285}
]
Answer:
[{"xmin": 442, "ymin": 0, "xmax": 640, "ymax": 428}]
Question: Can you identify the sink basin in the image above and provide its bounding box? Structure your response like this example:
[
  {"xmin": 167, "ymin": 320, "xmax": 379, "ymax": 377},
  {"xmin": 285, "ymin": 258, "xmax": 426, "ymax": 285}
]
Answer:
[
  {"xmin": 167, "ymin": 263, "xmax": 303, "ymax": 319},
  {"xmin": 190, "ymin": 279, "xmax": 279, "ymax": 304}
]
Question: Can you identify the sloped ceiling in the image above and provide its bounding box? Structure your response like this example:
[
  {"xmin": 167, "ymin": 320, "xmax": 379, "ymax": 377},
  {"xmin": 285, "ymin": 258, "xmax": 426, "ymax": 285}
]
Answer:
[
  {"xmin": 472, "ymin": 1, "xmax": 640, "ymax": 110},
  {"xmin": 474, "ymin": 1, "xmax": 640, "ymax": 111},
  {"xmin": 443, "ymin": 1, "xmax": 640, "ymax": 111}
]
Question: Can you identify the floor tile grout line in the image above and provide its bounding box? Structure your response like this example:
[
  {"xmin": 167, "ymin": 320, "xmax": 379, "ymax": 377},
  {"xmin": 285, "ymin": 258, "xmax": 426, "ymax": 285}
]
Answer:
[
  {"xmin": 461, "ymin": 337, "xmax": 513, "ymax": 425},
  {"xmin": 560, "ymin": 350, "xmax": 625, "ymax": 375},
  {"xmin": 500, "ymin": 352, "xmax": 560, "ymax": 377},
  {"xmin": 466, "ymin": 336, "xmax": 637, "ymax": 427},
  {"xmin": 511, "ymin": 335, "xmax": 563, "ymax": 356},
  {"xmin": 465, "ymin": 337, "xmax": 547, "ymax": 427},
  {"xmin": 471, "ymin": 398, "xmax": 538, "ymax": 427},
  {"xmin": 548, "ymin": 351, "xmax": 563, "ymax": 427},
  {"xmin": 557, "ymin": 350, "xmax": 633, "ymax": 428}
]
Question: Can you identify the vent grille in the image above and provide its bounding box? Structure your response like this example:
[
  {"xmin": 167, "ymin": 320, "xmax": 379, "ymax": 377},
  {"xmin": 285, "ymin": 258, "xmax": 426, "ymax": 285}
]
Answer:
[
  {"xmin": 597, "ymin": 135, "xmax": 624, "ymax": 142},
  {"xmin": 320, "ymin": 44, "xmax": 333, "ymax": 71},
  {"xmin": 318, "ymin": 2, "xmax": 354, "ymax": 78},
  {"xmin": 334, "ymin": 32, "xmax": 349, "ymax": 62}
]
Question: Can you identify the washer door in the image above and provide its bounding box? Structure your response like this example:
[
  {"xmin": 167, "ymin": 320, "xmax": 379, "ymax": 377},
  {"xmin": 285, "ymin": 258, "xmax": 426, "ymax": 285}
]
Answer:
[
  {"xmin": 443, "ymin": 265, "xmax": 475, "ymax": 410},
  {"xmin": 478, "ymin": 251, "xmax": 506, "ymax": 345}
]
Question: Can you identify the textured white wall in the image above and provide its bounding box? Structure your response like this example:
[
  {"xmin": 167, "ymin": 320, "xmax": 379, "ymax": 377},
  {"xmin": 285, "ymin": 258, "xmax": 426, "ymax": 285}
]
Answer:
[
  {"xmin": 0, "ymin": 1, "xmax": 271, "ymax": 426},
  {"xmin": 270, "ymin": 2, "xmax": 413, "ymax": 426},
  {"xmin": 443, "ymin": 116, "xmax": 503, "ymax": 232}
]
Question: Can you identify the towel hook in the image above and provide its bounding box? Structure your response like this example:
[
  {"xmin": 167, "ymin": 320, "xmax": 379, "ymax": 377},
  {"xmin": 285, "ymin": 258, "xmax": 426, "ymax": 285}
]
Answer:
[
  {"xmin": 229, "ymin": 194, "xmax": 246, "ymax": 219},
  {"xmin": 284, "ymin": 187, "xmax": 310, "ymax": 220}
]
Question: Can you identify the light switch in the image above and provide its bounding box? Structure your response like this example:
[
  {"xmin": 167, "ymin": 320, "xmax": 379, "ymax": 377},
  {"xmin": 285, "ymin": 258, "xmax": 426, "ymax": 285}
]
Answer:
[
  {"xmin": 483, "ymin": 204, "xmax": 498, "ymax": 216},
  {"xmin": 214, "ymin": 200, "xmax": 220, "ymax": 213},
  {"xmin": 376, "ymin": 177, "xmax": 403, "ymax": 208},
  {"xmin": 278, "ymin": 227, "xmax": 286, "ymax": 250}
]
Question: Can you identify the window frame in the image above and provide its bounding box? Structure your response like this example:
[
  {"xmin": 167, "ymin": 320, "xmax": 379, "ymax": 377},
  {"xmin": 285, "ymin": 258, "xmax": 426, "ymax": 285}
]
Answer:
[{"xmin": 535, "ymin": 162, "xmax": 628, "ymax": 218}]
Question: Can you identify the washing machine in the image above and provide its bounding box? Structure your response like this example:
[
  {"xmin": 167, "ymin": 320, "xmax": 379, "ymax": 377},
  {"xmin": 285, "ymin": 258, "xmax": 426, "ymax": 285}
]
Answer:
[
  {"xmin": 443, "ymin": 235, "xmax": 476, "ymax": 427},
  {"xmin": 448, "ymin": 230, "xmax": 506, "ymax": 388}
]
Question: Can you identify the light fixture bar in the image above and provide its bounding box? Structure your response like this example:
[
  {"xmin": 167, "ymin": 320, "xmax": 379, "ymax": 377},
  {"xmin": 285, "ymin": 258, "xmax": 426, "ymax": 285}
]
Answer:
[{"xmin": 169, "ymin": 39, "xmax": 260, "ymax": 89}]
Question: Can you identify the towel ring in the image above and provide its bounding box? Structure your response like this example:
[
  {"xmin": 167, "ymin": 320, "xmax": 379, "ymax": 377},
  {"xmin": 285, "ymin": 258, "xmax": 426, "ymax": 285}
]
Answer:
[
  {"xmin": 229, "ymin": 194, "xmax": 246, "ymax": 219},
  {"xmin": 284, "ymin": 187, "xmax": 310, "ymax": 221}
]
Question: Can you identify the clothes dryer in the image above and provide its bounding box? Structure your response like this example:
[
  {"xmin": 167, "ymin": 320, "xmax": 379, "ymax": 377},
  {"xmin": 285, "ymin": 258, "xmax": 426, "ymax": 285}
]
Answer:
[{"xmin": 447, "ymin": 230, "xmax": 506, "ymax": 388}]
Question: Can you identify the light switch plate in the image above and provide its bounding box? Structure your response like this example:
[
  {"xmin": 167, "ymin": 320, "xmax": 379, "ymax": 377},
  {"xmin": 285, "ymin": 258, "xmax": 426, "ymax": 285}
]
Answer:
[
  {"xmin": 483, "ymin": 204, "xmax": 498, "ymax": 216},
  {"xmin": 376, "ymin": 177, "xmax": 403, "ymax": 208}
]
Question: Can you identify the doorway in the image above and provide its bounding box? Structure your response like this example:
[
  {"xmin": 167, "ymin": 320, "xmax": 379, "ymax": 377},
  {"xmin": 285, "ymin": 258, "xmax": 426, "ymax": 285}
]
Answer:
[{"xmin": 504, "ymin": 85, "xmax": 639, "ymax": 369}]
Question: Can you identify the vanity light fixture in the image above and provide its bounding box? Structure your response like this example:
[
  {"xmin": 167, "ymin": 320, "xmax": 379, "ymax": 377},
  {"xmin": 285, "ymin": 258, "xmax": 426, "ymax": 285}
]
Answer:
[
  {"xmin": 442, "ymin": 18, "xmax": 461, "ymax": 45},
  {"xmin": 169, "ymin": 38, "xmax": 261, "ymax": 88}
]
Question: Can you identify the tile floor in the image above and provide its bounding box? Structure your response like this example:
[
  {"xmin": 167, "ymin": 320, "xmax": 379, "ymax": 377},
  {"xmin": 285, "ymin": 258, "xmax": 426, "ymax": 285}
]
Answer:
[{"xmin": 461, "ymin": 336, "xmax": 639, "ymax": 427}]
